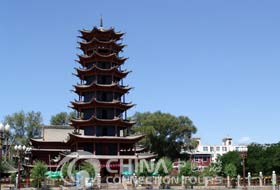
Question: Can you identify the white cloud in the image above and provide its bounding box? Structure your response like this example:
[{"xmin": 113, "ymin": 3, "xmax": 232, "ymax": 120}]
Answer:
[{"xmin": 238, "ymin": 136, "xmax": 251, "ymax": 143}]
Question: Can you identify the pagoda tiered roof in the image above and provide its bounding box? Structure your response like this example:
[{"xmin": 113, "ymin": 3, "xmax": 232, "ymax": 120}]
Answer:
[
  {"xmin": 73, "ymin": 82, "xmax": 131, "ymax": 94},
  {"xmin": 30, "ymin": 138, "xmax": 66, "ymax": 146},
  {"xmin": 79, "ymin": 27, "xmax": 124, "ymax": 41},
  {"xmin": 76, "ymin": 52, "xmax": 127, "ymax": 66},
  {"xmin": 66, "ymin": 133, "xmax": 144, "ymax": 144},
  {"xmin": 63, "ymin": 152, "xmax": 157, "ymax": 160},
  {"xmin": 79, "ymin": 38, "xmax": 125, "ymax": 52},
  {"xmin": 71, "ymin": 98, "xmax": 134, "ymax": 110},
  {"xmin": 75, "ymin": 65, "xmax": 130, "ymax": 79},
  {"xmin": 70, "ymin": 116, "xmax": 136, "ymax": 128}
]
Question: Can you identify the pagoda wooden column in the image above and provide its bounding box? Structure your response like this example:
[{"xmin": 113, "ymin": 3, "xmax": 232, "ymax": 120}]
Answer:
[{"xmin": 117, "ymin": 143, "xmax": 120, "ymax": 156}]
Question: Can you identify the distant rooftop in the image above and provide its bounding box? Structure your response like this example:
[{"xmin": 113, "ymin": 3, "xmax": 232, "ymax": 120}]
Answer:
[{"xmin": 32, "ymin": 125, "xmax": 83, "ymax": 142}]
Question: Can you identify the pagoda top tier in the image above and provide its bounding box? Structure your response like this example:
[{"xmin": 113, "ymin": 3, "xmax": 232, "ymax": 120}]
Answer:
[
  {"xmin": 79, "ymin": 38, "xmax": 126, "ymax": 53},
  {"xmin": 79, "ymin": 27, "xmax": 124, "ymax": 41}
]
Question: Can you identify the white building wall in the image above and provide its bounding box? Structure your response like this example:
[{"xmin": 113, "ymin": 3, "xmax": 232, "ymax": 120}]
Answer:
[{"xmin": 194, "ymin": 137, "xmax": 247, "ymax": 162}]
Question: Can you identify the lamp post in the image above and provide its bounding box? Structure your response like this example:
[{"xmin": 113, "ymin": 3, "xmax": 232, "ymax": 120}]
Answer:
[
  {"xmin": 240, "ymin": 146, "xmax": 248, "ymax": 188},
  {"xmin": 14, "ymin": 144, "xmax": 26, "ymax": 190},
  {"xmin": 0, "ymin": 123, "xmax": 10, "ymax": 190}
]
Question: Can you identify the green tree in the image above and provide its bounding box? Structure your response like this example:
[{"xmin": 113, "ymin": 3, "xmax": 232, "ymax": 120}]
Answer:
[
  {"xmin": 219, "ymin": 151, "xmax": 242, "ymax": 176},
  {"xmin": 246, "ymin": 143, "xmax": 265, "ymax": 175},
  {"xmin": 202, "ymin": 160, "xmax": 222, "ymax": 176},
  {"xmin": 0, "ymin": 160, "xmax": 12, "ymax": 174},
  {"xmin": 136, "ymin": 160, "xmax": 155, "ymax": 176},
  {"xmin": 30, "ymin": 161, "xmax": 48, "ymax": 188},
  {"xmin": 156, "ymin": 157, "xmax": 173, "ymax": 176},
  {"xmin": 5, "ymin": 111, "xmax": 25, "ymax": 143},
  {"xmin": 50, "ymin": 112, "xmax": 75, "ymax": 126},
  {"xmin": 25, "ymin": 111, "xmax": 42, "ymax": 139},
  {"xmin": 179, "ymin": 161, "xmax": 193, "ymax": 176},
  {"xmin": 224, "ymin": 163, "xmax": 237, "ymax": 177},
  {"xmin": 132, "ymin": 111, "xmax": 197, "ymax": 159},
  {"xmin": 0, "ymin": 158, "xmax": 4, "ymax": 174},
  {"xmin": 247, "ymin": 142, "xmax": 280, "ymax": 175},
  {"xmin": 4, "ymin": 111, "xmax": 42, "ymax": 144}
]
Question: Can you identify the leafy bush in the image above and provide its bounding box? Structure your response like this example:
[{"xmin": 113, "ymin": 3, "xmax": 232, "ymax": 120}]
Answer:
[{"xmin": 30, "ymin": 161, "xmax": 48, "ymax": 188}]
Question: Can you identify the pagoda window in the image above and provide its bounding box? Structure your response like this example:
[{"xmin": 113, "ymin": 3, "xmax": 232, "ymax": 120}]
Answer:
[
  {"xmin": 116, "ymin": 128, "xmax": 120, "ymax": 136},
  {"xmin": 83, "ymin": 109, "xmax": 95, "ymax": 120},
  {"xmin": 107, "ymin": 126, "xmax": 115, "ymax": 136},
  {"xmin": 96, "ymin": 144, "xmax": 102, "ymax": 155},
  {"xmin": 101, "ymin": 92, "xmax": 106, "ymax": 101},
  {"xmin": 84, "ymin": 92, "xmax": 95, "ymax": 102},
  {"xmin": 86, "ymin": 62, "xmax": 95, "ymax": 69},
  {"xmin": 114, "ymin": 77, "xmax": 121, "ymax": 83},
  {"xmin": 96, "ymin": 126, "xmax": 116, "ymax": 136},
  {"xmin": 97, "ymin": 91, "xmax": 113, "ymax": 102},
  {"xmin": 96, "ymin": 144, "xmax": 117, "ymax": 155},
  {"xmin": 84, "ymin": 126, "xmax": 95, "ymax": 136},
  {"xmin": 97, "ymin": 62, "xmax": 111, "ymax": 69},
  {"xmin": 97, "ymin": 75, "xmax": 112, "ymax": 84},
  {"xmin": 102, "ymin": 127, "xmax": 108, "ymax": 136},
  {"xmin": 84, "ymin": 143, "xmax": 94, "ymax": 153},
  {"xmin": 115, "ymin": 109, "xmax": 124, "ymax": 117},
  {"xmin": 98, "ymin": 48, "xmax": 110, "ymax": 55},
  {"xmin": 85, "ymin": 76, "xmax": 96, "ymax": 85},
  {"xmin": 96, "ymin": 108, "xmax": 114, "ymax": 119},
  {"xmin": 108, "ymin": 144, "xmax": 117, "ymax": 155},
  {"xmin": 114, "ymin": 93, "xmax": 122, "ymax": 101}
]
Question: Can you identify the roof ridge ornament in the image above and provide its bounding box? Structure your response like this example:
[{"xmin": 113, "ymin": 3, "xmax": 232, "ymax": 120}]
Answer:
[{"xmin": 100, "ymin": 15, "xmax": 103, "ymax": 29}]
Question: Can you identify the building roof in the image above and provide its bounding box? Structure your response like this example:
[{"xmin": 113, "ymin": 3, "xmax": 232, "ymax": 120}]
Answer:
[
  {"xmin": 71, "ymin": 98, "xmax": 134, "ymax": 111},
  {"xmin": 66, "ymin": 133, "xmax": 144, "ymax": 144},
  {"xmin": 75, "ymin": 65, "xmax": 130, "ymax": 79},
  {"xmin": 30, "ymin": 125, "xmax": 83, "ymax": 142},
  {"xmin": 78, "ymin": 27, "xmax": 124, "ymax": 41},
  {"xmin": 76, "ymin": 51, "xmax": 127, "ymax": 66},
  {"xmin": 70, "ymin": 116, "xmax": 135, "ymax": 128},
  {"xmin": 73, "ymin": 82, "xmax": 131, "ymax": 94}
]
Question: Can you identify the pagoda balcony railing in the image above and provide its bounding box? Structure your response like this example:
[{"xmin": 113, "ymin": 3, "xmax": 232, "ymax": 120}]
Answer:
[
  {"xmin": 75, "ymin": 115, "xmax": 130, "ymax": 121},
  {"xmin": 79, "ymin": 52, "xmax": 124, "ymax": 60},
  {"xmin": 74, "ymin": 98, "xmax": 129, "ymax": 104},
  {"xmin": 76, "ymin": 65, "xmax": 126, "ymax": 72},
  {"xmin": 76, "ymin": 81, "xmax": 126, "ymax": 87}
]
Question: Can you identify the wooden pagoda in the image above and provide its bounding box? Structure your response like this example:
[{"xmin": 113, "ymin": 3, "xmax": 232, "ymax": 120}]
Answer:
[{"xmin": 28, "ymin": 22, "xmax": 156, "ymax": 177}]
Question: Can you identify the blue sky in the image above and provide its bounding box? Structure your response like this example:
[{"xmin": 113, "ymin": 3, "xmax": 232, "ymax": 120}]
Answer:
[{"xmin": 0, "ymin": 0, "xmax": 280, "ymax": 145}]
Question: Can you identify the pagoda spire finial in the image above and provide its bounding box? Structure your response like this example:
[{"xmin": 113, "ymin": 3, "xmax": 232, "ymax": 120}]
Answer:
[{"xmin": 100, "ymin": 15, "xmax": 103, "ymax": 28}]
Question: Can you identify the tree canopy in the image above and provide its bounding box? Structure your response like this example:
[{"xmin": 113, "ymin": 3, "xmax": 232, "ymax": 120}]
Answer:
[
  {"xmin": 218, "ymin": 143, "xmax": 280, "ymax": 176},
  {"xmin": 219, "ymin": 151, "xmax": 242, "ymax": 176},
  {"xmin": 131, "ymin": 111, "xmax": 197, "ymax": 159},
  {"xmin": 179, "ymin": 161, "xmax": 194, "ymax": 176},
  {"xmin": 247, "ymin": 142, "xmax": 280, "ymax": 175},
  {"xmin": 50, "ymin": 112, "xmax": 75, "ymax": 126},
  {"xmin": 224, "ymin": 163, "xmax": 237, "ymax": 177},
  {"xmin": 4, "ymin": 111, "xmax": 42, "ymax": 144}
]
